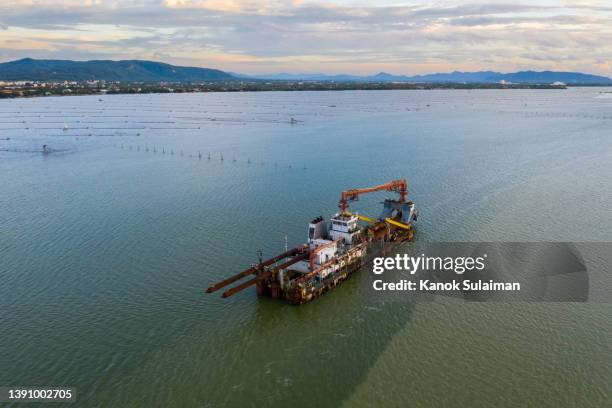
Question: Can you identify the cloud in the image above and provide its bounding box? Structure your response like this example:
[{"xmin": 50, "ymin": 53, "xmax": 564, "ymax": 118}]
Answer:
[{"xmin": 0, "ymin": 1, "xmax": 610, "ymax": 75}]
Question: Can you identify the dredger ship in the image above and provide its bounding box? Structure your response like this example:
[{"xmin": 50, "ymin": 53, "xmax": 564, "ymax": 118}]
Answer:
[{"xmin": 207, "ymin": 179, "xmax": 418, "ymax": 304}]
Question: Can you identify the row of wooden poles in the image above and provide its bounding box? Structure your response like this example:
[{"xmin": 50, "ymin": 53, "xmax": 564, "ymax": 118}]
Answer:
[{"xmin": 113, "ymin": 144, "xmax": 307, "ymax": 169}]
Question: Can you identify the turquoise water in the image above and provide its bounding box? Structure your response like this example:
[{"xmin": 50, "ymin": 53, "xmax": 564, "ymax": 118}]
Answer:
[{"xmin": 1, "ymin": 89, "xmax": 611, "ymax": 407}]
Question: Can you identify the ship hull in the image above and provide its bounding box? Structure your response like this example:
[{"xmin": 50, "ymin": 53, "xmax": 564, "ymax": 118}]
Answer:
[
  {"xmin": 280, "ymin": 232, "xmax": 413, "ymax": 304},
  {"xmin": 205, "ymin": 179, "xmax": 417, "ymax": 303}
]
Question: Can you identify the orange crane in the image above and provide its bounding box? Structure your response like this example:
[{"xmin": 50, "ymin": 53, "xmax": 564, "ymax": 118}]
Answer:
[{"xmin": 339, "ymin": 179, "xmax": 407, "ymax": 213}]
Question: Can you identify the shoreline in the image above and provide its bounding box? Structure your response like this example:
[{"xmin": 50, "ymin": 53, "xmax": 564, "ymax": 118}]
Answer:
[{"xmin": 0, "ymin": 81, "xmax": 578, "ymax": 99}]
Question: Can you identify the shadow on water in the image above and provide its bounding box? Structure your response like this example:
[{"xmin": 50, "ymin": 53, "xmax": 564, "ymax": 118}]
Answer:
[
  {"xmin": 91, "ymin": 275, "xmax": 416, "ymax": 408},
  {"xmin": 201, "ymin": 268, "xmax": 417, "ymax": 408},
  {"xmin": 247, "ymin": 299, "xmax": 416, "ymax": 408}
]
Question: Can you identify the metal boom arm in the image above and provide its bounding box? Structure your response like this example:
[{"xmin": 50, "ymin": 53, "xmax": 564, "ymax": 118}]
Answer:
[{"xmin": 339, "ymin": 179, "xmax": 407, "ymax": 213}]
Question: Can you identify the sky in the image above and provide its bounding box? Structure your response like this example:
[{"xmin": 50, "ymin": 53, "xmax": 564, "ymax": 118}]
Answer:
[{"xmin": 0, "ymin": 0, "xmax": 611, "ymax": 76}]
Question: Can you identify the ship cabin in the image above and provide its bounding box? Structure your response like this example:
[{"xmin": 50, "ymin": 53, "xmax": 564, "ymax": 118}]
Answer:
[
  {"xmin": 306, "ymin": 215, "xmax": 342, "ymax": 265},
  {"xmin": 329, "ymin": 213, "xmax": 360, "ymax": 244}
]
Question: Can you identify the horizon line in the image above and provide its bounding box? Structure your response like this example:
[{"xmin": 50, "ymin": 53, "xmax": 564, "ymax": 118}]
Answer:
[{"xmin": 1, "ymin": 57, "xmax": 610, "ymax": 79}]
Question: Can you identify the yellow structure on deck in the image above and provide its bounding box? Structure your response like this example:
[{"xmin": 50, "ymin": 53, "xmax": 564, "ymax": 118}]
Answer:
[{"xmin": 345, "ymin": 211, "xmax": 411, "ymax": 230}]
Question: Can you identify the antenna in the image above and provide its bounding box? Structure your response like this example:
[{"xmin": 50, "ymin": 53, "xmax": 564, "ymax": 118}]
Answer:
[{"xmin": 284, "ymin": 235, "xmax": 288, "ymax": 252}]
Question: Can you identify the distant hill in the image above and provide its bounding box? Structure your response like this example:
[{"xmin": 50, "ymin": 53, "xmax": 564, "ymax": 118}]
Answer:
[
  {"xmin": 251, "ymin": 70, "xmax": 612, "ymax": 85},
  {"xmin": 404, "ymin": 71, "xmax": 500, "ymax": 83},
  {"xmin": 2, "ymin": 58, "xmax": 610, "ymax": 85},
  {"xmin": 491, "ymin": 71, "xmax": 611, "ymax": 85},
  {"xmin": 0, "ymin": 58, "xmax": 234, "ymax": 82}
]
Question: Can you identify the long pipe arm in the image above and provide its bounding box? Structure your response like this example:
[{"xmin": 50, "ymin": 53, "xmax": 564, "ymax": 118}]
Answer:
[
  {"xmin": 221, "ymin": 252, "xmax": 309, "ymax": 298},
  {"xmin": 206, "ymin": 244, "xmax": 308, "ymax": 293}
]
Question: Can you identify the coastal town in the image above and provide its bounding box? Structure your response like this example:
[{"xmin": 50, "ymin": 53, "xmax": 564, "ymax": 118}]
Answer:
[{"xmin": 0, "ymin": 79, "xmax": 568, "ymax": 99}]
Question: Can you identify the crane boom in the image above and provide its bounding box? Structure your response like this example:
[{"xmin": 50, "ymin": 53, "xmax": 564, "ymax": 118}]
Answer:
[{"xmin": 339, "ymin": 179, "xmax": 407, "ymax": 213}]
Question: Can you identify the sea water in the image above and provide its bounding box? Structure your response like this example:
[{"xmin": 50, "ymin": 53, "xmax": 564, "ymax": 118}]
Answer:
[{"xmin": 1, "ymin": 89, "xmax": 611, "ymax": 407}]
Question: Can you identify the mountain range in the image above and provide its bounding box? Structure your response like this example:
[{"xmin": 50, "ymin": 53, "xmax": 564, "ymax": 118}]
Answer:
[
  {"xmin": 1, "ymin": 58, "xmax": 611, "ymax": 85},
  {"xmin": 248, "ymin": 70, "xmax": 612, "ymax": 85},
  {"xmin": 0, "ymin": 58, "xmax": 233, "ymax": 82}
]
